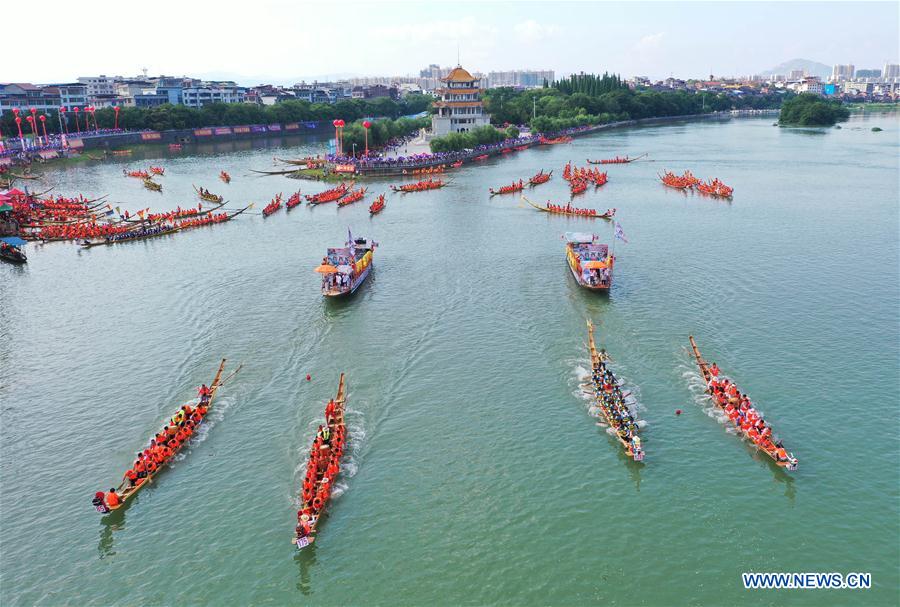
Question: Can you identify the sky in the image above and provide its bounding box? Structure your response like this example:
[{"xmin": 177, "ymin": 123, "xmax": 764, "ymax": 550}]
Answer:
[{"xmin": 5, "ymin": 1, "xmax": 899, "ymax": 85}]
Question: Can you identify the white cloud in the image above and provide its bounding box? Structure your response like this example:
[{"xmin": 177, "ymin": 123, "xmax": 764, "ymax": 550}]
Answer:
[
  {"xmin": 513, "ymin": 19, "xmax": 560, "ymax": 44},
  {"xmin": 635, "ymin": 32, "xmax": 665, "ymax": 51}
]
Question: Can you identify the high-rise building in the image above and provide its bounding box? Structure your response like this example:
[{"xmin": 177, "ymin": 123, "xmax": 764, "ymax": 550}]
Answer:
[
  {"xmin": 883, "ymin": 63, "xmax": 900, "ymax": 79},
  {"xmin": 77, "ymin": 75, "xmax": 118, "ymax": 98},
  {"xmin": 431, "ymin": 65, "xmax": 491, "ymax": 136},
  {"xmin": 485, "ymin": 70, "xmax": 554, "ymax": 89},
  {"xmin": 788, "ymin": 69, "xmax": 805, "ymax": 80},
  {"xmin": 831, "ymin": 64, "xmax": 855, "ymax": 81},
  {"xmin": 855, "ymin": 69, "xmax": 882, "ymax": 79}
]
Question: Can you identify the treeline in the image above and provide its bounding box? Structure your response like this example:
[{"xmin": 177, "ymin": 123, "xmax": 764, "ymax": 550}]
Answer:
[
  {"xmin": 428, "ymin": 125, "xmax": 520, "ymax": 153},
  {"xmin": 778, "ymin": 93, "xmax": 849, "ymax": 126},
  {"xmin": 553, "ymin": 72, "xmax": 627, "ymax": 96},
  {"xmin": 0, "ymin": 94, "xmax": 434, "ymax": 137}
]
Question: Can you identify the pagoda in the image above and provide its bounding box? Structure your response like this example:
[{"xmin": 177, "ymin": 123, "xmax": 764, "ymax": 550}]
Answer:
[{"xmin": 431, "ymin": 65, "xmax": 491, "ymax": 136}]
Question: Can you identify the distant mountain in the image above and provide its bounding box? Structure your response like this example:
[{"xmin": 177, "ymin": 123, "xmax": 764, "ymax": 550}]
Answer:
[{"xmin": 760, "ymin": 59, "xmax": 831, "ymax": 79}]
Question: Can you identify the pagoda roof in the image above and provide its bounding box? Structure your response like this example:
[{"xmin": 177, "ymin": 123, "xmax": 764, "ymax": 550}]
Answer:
[{"xmin": 442, "ymin": 66, "xmax": 478, "ymax": 83}]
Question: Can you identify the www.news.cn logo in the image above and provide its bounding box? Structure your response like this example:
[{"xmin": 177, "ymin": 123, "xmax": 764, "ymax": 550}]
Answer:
[{"xmin": 742, "ymin": 572, "xmax": 871, "ymax": 590}]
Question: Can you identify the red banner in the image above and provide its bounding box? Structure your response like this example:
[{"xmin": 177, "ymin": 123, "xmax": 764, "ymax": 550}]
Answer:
[
  {"xmin": 214, "ymin": 127, "xmax": 232, "ymax": 135},
  {"xmin": 233, "ymin": 126, "xmax": 251, "ymax": 134},
  {"xmin": 141, "ymin": 132, "xmax": 162, "ymax": 141},
  {"xmin": 267, "ymin": 124, "xmax": 282, "ymax": 132},
  {"xmin": 284, "ymin": 122, "xmax": 299, "ymax": 130},
  {"xmin": 194, "ymin": 128, "xmax": 212, "ymax": 137},
  {"xmin": 334, "ymin": 164, "xmax": 357, "ymax": 174}
]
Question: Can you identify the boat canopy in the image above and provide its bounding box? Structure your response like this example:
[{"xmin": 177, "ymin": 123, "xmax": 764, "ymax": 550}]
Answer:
[
  {"xmin": 565, "ymin": 232, "xmax": 596, "ymax": 244},
  {"xmin": 0, "ymin": 236, "xmax": 26, "ymax": 247},
  {"xmin": 0, "ymin": 204, "xmax": 13, "ymax": 213}
]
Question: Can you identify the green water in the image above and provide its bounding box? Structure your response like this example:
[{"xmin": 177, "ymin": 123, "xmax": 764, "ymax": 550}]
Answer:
[{"xmin": 1, "ymin": 114, "xmax": 898, "ymax": 606}]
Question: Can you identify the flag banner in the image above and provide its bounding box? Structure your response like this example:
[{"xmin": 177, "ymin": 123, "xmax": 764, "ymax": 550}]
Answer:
[{"xmin": 614, "ymin": 222, "xmax": 628, "ymax": 243}]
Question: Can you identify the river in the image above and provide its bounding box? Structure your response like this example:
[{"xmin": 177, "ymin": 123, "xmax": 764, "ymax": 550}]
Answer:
[{"xmin": 1, "ymin": 112, "xmax": 898, "ymax": 606}]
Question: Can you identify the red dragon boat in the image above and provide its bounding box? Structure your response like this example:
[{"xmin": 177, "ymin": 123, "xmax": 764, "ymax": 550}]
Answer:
[
  {"xmin": 539, "ymin": 135, "xmax": 572, "ymax": 145},
  {"xmin": 489, "ymin": 179, "xmax": 525, "ymax": 196},
  {"xmin": 529, "ymin": 170, "xmax": 552, "ymax": 186},
  {"xmin": 124, "ymin": 169, "xmax": 149, "ymax": 179},
  {"xmin": 263, "ymin": 193, "xmax": 283, "ymax": 217},
  {"xmin": 294, "ymin": 374, "xmax": 348, "ymax": 549},
  {"xmin": 286, "ymin": 191, "xmax": 303, "ymax": 210},
  {"xmin": 587, "ymin": 153, "xmax": 647, "ymax": 165},
  {"xmin": 306, "ymin": 182, "xmax": 354, "ymax": 205},
  {"xmin": 390, "ymin": 178, "xmax": 446, "ymax": 193},
  {"xmin": 521, "ymin": 196, "xmax": 614, "ymax": 219},
  {"xmin": 149, "ymin": 166, "xmax": 165, "ymax": 176},
  {"xmin": 369, "ymin": 194, "xmax": 386, "ymax": 215},
  {"xmin": 337, "ymin": 187, "xmax": 368, "ymax": 207},
  {"xmin": 219, "ymin": 171, "xmax": 231, "ymax": 183}
]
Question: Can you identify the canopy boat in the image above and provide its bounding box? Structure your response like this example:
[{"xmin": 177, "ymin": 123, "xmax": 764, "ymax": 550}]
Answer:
[
  {"xmin": 369, "ymin": 194, "xmax": 385, "ymax": 215},
  {"xmin": 689, "ymin": 336, "xmax": 798, "ymax": 470},
  {"xmin": 585, "ymin": 320, "xmax": 644, "ymax": 461},
  {"xmin": 149, "ymin": 166, "xmax": 165, "ymax": 176},
  {"xmin": 316, "ymin": 235, "xmax": 376, "ymax": 297},
  {"xmin": 450, "ymin": 160, "xmax": 463, "ymax": 168},
  {"xmin": 125, "ymin": 169, "xmax": 149, "ymax": 179},
  {"xmin": 142, "ymin": 178, "xmax": 162, "ymax": 192},
  {"xmin": 489, "ymin": 180, "xmax": 525, "ymax": 196},
  {"xmin": 92, "ymin": 359, "xmax": 242, "ymax": 514},
  {"xmin": 0, "ymin": 238, "xmax": 27, "ymax": 264},
  {"xmin": 565, "ymin": 232, "xmax": 614, "ymax": 290},
  {"xmin": 390, "ymin": 178, "xmax": 446, "ymax": 193},
  {"xmin": 521, "ymin": 195, "xmax": 614, "ymax": 219},
  {"xmin": 337, "ymin": 187, "xmax": 368, "ymax": 207},
  {"xmin": 294, "ymin": 374, "xmax": 347, "ymax": 550},
  {"xmin": 528, "ymin": 170, "xmax": 552, "ymax": 186},
  {"xmin": 194, "ymin": 185, "xmax": 224, "ymax": 203},
  {"xmin": 263, "ymin": 193, "xmax": 283, "ymax": 217},
  {"xmin": 306, "ymin": 182, "xmax": 353, "ymax": 205},
  {"xmin": 587, "ymin": 153, "xmax": 648, "ymax": 165},
  {"xmin": 219, "ymin": 170, "xmax": 231, "ymax": 184},
  {"xmin": 286, "ymin": 191, "xmax": 303, "ymax": 210}
]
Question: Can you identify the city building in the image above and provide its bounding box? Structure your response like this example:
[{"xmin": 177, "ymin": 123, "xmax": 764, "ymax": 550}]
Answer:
[
  {"xmin": 883, "ymin": 63, "xmax": 900, "ymax": 79},
  {"xmin": 788, "ymin": 69, "xmax": 806, "ymax": 80},
  {"xmin": 52, "ymin": 83, "xmax": 88, "ymax": 108},
  {"xmin": 831, "ymin": 64, "xmax": 855, "ymax": 81},
  {"xmin": 431, "ymin": 65, "xmax": 491, "ymax": 136},
  {"xmin": 350, "ymin": 84, "xmax": 398, "ymax": 100},
  {"xmin": 77, "ymin": 75, "xmax": 118, "ymax": 99},
  {"xmin": 0, "ymin": 83, "xmax": 61, "ymax": 113},
  {"xmin": 798, "ymin": 77, "xmax": 824, "ymax": 95},
  {"xmin": 181, "ymin": 82, "xmax": 246, "ymax": 108},
  {"xmin": 484, "ymin": 70, "xmax": 554, "ymax": 89},
  {"xmin": 856, "ymin": 69, "xmax": 882, "ymax": 79}
]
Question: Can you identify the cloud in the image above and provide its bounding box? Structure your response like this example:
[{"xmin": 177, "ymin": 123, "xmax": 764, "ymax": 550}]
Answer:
[
  {"xmin": 514, "ymin": 19, "xmax": 561, "ymax": 44},
  {"xmin": 635, "ymin": 32, "xmax": 665, "ymax": 51}
]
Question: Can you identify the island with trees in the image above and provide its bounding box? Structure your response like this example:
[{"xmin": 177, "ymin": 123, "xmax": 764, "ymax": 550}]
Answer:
[{"xmin": 778, "ymin": 93, "xmax": 850, "ymax": 127}]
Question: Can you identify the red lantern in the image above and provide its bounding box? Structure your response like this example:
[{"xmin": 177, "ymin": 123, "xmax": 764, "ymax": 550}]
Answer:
[
  {"xmin": 332, "ymin": 119, "xmax": 341, "ymax": 127},
  {"xmin": 73, "ymin": 106, "xmax": 81, "ymax": 133},
  {"xmin": 60, "ymin": 106, "xmax": 67, "ymax": 113},
  {"xmin": 12, "ymin": 108, "xmax": 20, "ymax": 117},
  {"xmin": 39, "ymin": 115, "xmax": 48, "ymax": 143},
  {"xmin": 14, "ymin": 116, "xmax": 23, "ymax": 139},
  {"xmin": 362, "ymin": 120, "xmax": 371, "ymax": 156}
]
